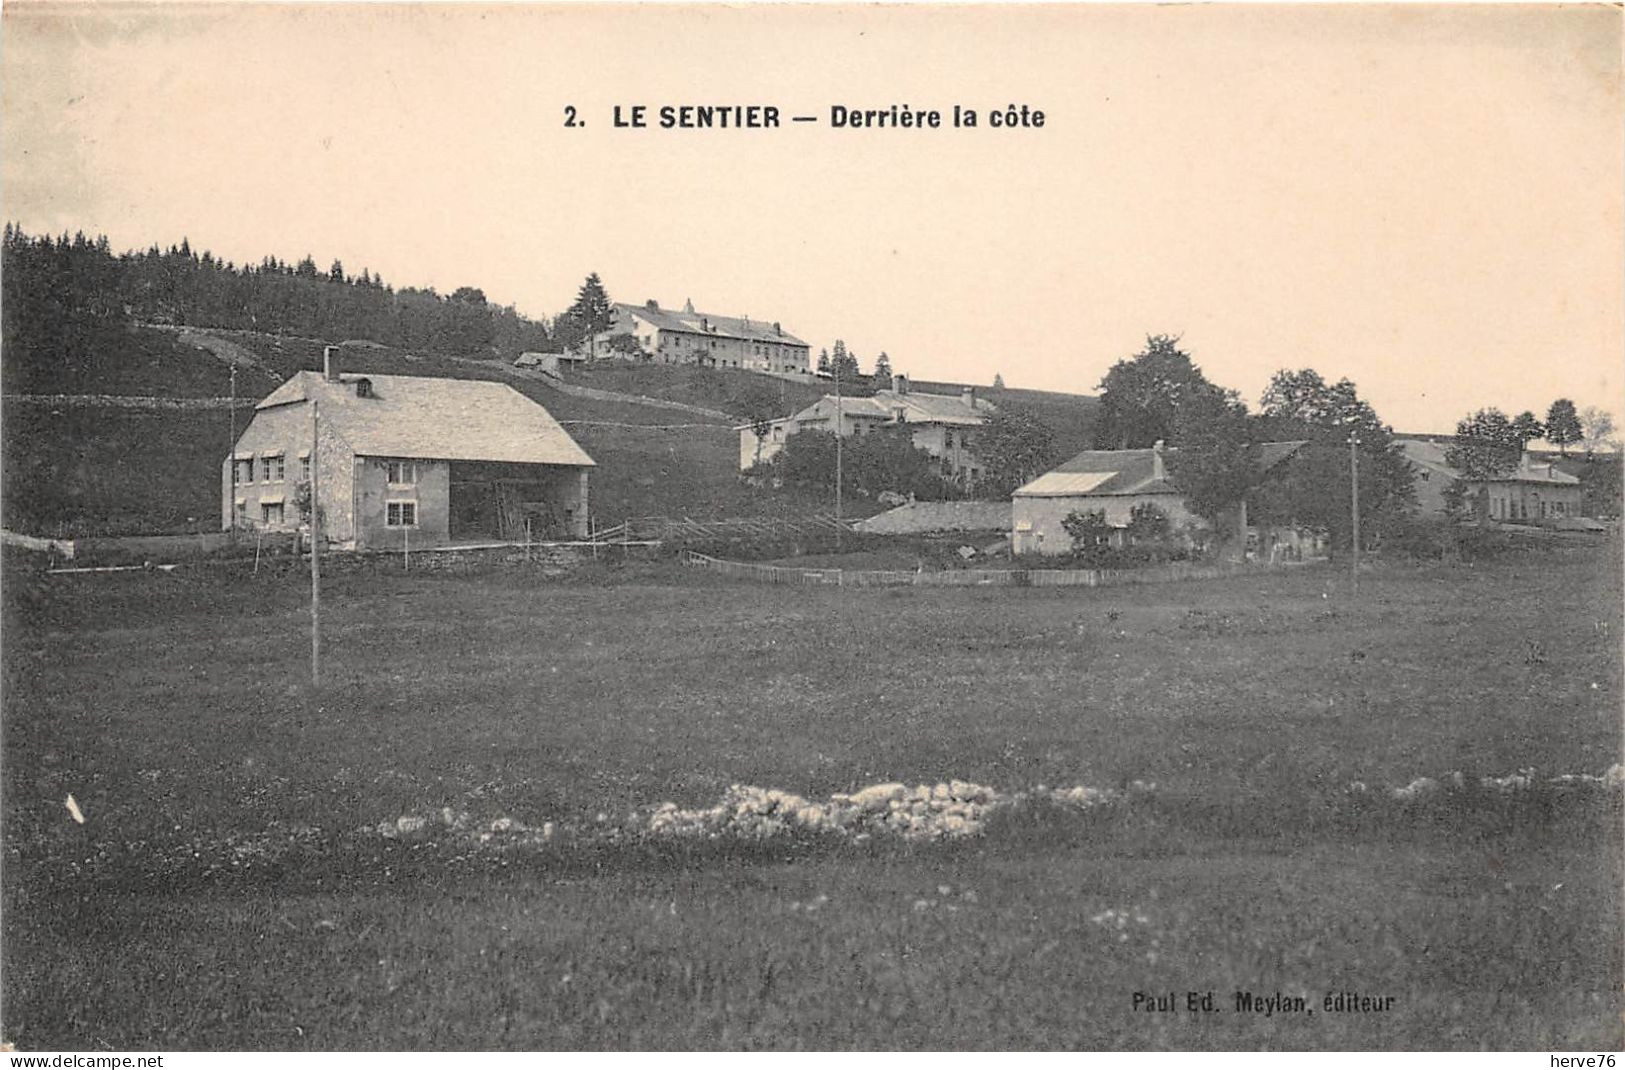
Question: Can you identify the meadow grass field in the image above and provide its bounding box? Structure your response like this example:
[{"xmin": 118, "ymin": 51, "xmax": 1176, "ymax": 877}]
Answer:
[{"xmin": 2, "ymin": 541, "xmax": 1620, "ymax": 1049}]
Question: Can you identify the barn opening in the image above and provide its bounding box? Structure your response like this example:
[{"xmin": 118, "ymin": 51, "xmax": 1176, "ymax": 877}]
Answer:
[{"xmin": 449, "ymin": 461, "xmax": 581, "ymax": 541}]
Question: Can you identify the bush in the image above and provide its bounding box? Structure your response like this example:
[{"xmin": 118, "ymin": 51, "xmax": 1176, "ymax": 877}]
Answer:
[{"xmin": 1375, "ymin": 515, "xmax": 1533, "ymax": 562}]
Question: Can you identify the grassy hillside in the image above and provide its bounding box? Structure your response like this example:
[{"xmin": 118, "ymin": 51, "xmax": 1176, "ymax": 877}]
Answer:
[
  {"xmin": 3, "ymin": 324, "xmax": 1098, "ymax": 536},
  {"xmin": 2, "ymin": 326, "xmax": 862, "ymax": 534},
  {"xmin": 562, "ymin": 363, "xmax": 835, "ymax": 419}
]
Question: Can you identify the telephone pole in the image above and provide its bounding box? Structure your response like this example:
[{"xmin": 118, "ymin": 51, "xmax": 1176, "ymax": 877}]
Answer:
[
  {"xmin": 1349, "ymin": 432, "xmax": 1361, "ymax": 596},
  {"xmin": 834, "ymin": 354, "xmax": 843, "ymax": 550},
  {"xmin": 310, "ymin": 400, "xmax": 322, "ymax": 686},
  {"xmin": 228, "ymin": 364, "xmax": 238, "ymax": 536}
]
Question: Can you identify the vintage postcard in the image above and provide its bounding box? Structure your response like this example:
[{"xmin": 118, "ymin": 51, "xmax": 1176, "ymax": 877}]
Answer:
[{"xmin": 1, "ymin": 1, "xmax": 1620, "ymax": 1056}]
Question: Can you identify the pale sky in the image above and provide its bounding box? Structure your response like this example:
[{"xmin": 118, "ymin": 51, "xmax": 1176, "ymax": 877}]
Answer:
[{"xmin": 4, "ymin": 3, "xmax": 1620, "ymax": 432}]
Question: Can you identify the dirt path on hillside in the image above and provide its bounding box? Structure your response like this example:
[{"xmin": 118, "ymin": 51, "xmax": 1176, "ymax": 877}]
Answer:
[{"xmin": 175, "ymin": 329, "xmax": 274, "ymax": 373}]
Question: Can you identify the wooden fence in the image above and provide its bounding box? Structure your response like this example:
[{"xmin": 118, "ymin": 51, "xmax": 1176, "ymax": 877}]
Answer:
[{"xmin": 684, "ymin": 551, "xmax": 1257, "ymax": 589}]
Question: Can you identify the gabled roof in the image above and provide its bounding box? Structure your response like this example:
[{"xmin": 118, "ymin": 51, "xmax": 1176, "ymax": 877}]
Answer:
[
  {"xmin": 255, "ymin": 371, "xmax": 594, "ymax": 467},
  {"xmin": 871, "ymin": 388, "xmax": 995, "ymax": 426},
  {"xmin": 799, "ymin": 395, "xmax": 893, "ymax": 421},
  {"xmin": 1396, "ymin": 438, "xmax": 1580, "ymax": 485},
  {"xmin": 617, "ymin": 303, "xmax": 808, "ymax": 346},
  {"xmin": 1014, "ymin": 441, "xmax": 1305, "ymax": 498}
]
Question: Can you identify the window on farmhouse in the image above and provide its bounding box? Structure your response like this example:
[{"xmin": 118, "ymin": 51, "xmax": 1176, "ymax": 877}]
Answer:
[
  {"xmin": 386, "ymin": 461, "xmax": 418, "ymax": 485},
  {"xmin": 235, "ymin": 459, "xmax": 253, "ymax": 485},
  {"xmin": 301, "ymin": 456, "xmax": 311, "ymax": 483},
  {"xmin": 262, "ymin": 502, "xmax": 284, "ymax": 526},
  {"xmin": 386, "ymin": 501, "xmax": 418, "ymax": 527}
]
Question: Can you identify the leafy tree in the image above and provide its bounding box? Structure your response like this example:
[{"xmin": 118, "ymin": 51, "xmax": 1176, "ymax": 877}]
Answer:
[
  {"xmin": 971, "ymin": 406, "xmax": 1056, "ymax": 497},
  {"xmin": 774, "ymin": 427, "xmax": 956, "ymax": 500},
  {"xmin": 566, "ymin": 273, "xmax": 614, "ymax": 337},
  {"xmin": 1545, "ymin": 399, "xmax": 1583, "ymax": 455},
  {"xmin": 992, "ymin": 372, "xmax": 1005, "ymax": 388},
  {"xmin": 1582, "ymin": 458, "xmax": 1622, "ymax": 517},
  {"xmin": 1095, "ymin": 334, "xmax": 1225, "ymax": 448},
  {"xmin": 1446, "ymin": 409, "xmax": 1522, "ymax": 478},
  {"xmin": 1125, "ymin": 502, "xmax": 1170, "ymax": 543},
  {"xmin": 872, "ymin": 351, "xmax": 892, "ymax": 383},
  {"xmin": 846, "ymin": 427, "xmax": 951, "ymax": 498},
  {"xmin": 744, "ymin": 404, "xmax": 777, "ymax": 470},
  {"xmin": 816, "ymin": 348, "xmax": 831, "ymax": 375},
  {"xmin": 1252, "ymin": 368, "xmax": 1417, "ymax": 553},
  {"xmin": 1445, "ymin": 408, "xmax": 1522, "ymax": 519},
  {"xmin": 1166, "ymin": 389, "xmax": 1261, "ymax": 533},
  {"xmin": 604, "ymin": 332, "xmax": 644, "ymax": 358},
  {"xmin": 450, "ymin": 286, "xmax": 488, "ymax": 306},
  {"xmin": 1510, "ymin": 411, "xmax": 1545, "ymax": 447},
  {"xmin": 1579, "ymin": 406, "xmax": 1619, "ymax": 458},
  {"xmin": 551, "ymin": 311, "xmax": 589, "ymax": 354},
  {"xmin": 328, "ymin": 260, "xmax": 345, "ymax": 284}
]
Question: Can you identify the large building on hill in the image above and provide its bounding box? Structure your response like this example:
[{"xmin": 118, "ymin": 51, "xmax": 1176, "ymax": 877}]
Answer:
[
  {"xmin": 224, "ymin": 354, "xmax": 595, "ymax": 548},
  {"xmin": 1010, "ymin": 440, "xmax": 1305, "ymax": 555},
  {"xmin": 738, "ymin": 375, "xmax": 995, "ymax": 486},
  {"xmin": 1397, "ymin": 437, "xmax": 1584, "ymax": 520},
  {"xmin": 600, "ymin": 299, "xmax": 811, "ymax": 373}
]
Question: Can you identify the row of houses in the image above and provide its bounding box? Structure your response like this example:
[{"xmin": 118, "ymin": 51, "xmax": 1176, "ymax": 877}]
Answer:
[{"xmin": 223, "ymin": 343, "xmax": 1592, "ymax": 554}]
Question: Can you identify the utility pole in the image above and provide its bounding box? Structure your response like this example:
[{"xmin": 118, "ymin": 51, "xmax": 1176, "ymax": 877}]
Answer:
[
  {"xmin": 310, "ymin": 400, "xmax": 322, "ymax": 686},
  {"xmin": 228, "ymin": 364, "xmax": 237, "ymax": 536},
  {"xmin": 834, "ymin": 353, "xmax": 843, "ymax": 550},
  {"xmin": 1349, "ymin": 432, "xmax": 1361, "ymax": 596}
]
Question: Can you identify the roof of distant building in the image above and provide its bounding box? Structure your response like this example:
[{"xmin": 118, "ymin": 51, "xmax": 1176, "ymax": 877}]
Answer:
[
  {"xmin": 854, "ymin": 500, "xmax": 1013, "ymax": 535},
  {"xmin": 255, "ymin": 371, "xmax": 595, "ymax": 467},
  {"xmin": 616, "ymin": 302, "xmax": 809, "ymax": 346},
  {"xmin": 1015, "ymin": 441, "xmax": 1305, "ymax": 498},
  {"xmin": 872, "ymin": 388, "xmax": 995, "ymax": 426},
  {"xmin": 1396, "ymin": 438, "xmax": 1580, "ymax": 485}
]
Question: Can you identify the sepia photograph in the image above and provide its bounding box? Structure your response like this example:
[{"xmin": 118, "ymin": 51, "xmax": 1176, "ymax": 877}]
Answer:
[{"xmin": 1, "ymin": 1, "xmax": 1621, "ymax": 1054}]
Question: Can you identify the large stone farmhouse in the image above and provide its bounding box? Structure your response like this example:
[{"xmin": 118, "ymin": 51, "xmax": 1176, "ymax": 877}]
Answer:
[
  {"xmin": 600, "ymin": 299, "xmax": 811, "ymax": 374},
  {"xmin": 1397, "ymin": 437, "xmax": 1583, "ymax": 521},
  {"xmin": 224, "ymin": 359, "xmax": 595, "ymax": 549},
  {"xmin": 739, "ymin": 377, "xmax": 995, "ymax": 486},
  {"xmin": 1010, "ymin": 440, "xmax": 1304, "ymax": 556}
]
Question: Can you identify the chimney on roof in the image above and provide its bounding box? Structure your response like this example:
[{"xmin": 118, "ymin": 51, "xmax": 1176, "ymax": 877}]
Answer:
[
  {"xmin": 962, "ymin": 386, "xmax": 976, "ymax": 408},
  {"xmin": 1152, "ymin": 439, "xmax": 1166, "ymax": 481},
  {"xmin": 893, "ymin": 373, "xmax": 909, "ymax": 395},
  {"xmin": 773, "ymin": 321, "xmax": 781, "ymax": 336},
  {"xmin": 645, "ymin": 299, "xmax": 659, "ymax": 311},
  {"xmin": 323, "ymin": 345, "xmax": 339, "ymax": 382}
]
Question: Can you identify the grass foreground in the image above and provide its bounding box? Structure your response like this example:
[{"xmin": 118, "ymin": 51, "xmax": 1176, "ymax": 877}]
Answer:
[{"xmin": 2, "ymin": 541, "xmax": 1621, "ymax": 1049}]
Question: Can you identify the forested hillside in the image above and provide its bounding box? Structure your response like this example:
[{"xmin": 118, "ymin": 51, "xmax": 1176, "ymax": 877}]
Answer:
[
  {"xmin": 1, "ymin": 226, "xmax": 557, "ymax": 396},
  {"xmin": 1, "ymin": 226, "xmax": 1099, "ymax": 537}
]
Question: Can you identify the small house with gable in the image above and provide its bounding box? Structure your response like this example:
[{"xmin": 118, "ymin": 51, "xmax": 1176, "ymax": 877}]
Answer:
[
  {"xmin": 224, "ymin": 354, "xmax": 595, "ymax": 548},
  {"xmin": 1011, "ymin": 440, "xmax": 1305, "ymax": 555},
  {"xmin": 738, "ymin": 375, "xmax": 995, "ymax": 486}
]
